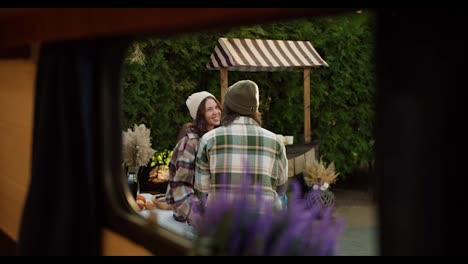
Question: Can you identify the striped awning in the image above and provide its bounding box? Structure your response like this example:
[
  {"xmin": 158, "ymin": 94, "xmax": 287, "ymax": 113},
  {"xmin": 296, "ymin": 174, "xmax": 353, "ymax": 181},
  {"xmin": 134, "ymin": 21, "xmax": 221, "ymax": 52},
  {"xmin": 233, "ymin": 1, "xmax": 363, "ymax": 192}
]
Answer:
[{"xmin": 206, "ymin": 37, "xmax": 328, "ymax": 72}]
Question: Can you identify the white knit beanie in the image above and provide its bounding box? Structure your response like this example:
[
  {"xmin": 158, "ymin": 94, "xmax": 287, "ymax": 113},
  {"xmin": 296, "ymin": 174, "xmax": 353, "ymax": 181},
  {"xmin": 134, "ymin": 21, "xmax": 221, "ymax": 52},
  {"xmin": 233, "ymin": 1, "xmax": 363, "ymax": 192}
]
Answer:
[{"xmin": 186, "ymin": 91, "xmax": 215, "ymax": 120}]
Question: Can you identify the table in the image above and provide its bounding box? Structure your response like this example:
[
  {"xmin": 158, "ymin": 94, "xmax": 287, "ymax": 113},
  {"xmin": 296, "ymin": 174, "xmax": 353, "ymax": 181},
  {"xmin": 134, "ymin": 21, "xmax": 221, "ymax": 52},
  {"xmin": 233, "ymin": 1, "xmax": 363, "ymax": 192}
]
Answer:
[
  {"xmin": 138, "ymin": 193, "xmax": 196, "ymax": 240},
  {"xmin": 286, "ymin": 143, "xmax": 319, "ymax": 177}
]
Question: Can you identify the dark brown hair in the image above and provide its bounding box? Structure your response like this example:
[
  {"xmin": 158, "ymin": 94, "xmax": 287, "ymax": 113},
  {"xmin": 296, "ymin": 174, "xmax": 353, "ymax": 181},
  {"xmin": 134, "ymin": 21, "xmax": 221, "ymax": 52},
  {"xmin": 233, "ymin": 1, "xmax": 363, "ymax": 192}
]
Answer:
[
  {"xmin": 176, "ymin": 96, "xmax": 222, "ymax": 142},
  {"xmin": 221, "ymin": 103, "xmax": 262, "ymax": 126}
]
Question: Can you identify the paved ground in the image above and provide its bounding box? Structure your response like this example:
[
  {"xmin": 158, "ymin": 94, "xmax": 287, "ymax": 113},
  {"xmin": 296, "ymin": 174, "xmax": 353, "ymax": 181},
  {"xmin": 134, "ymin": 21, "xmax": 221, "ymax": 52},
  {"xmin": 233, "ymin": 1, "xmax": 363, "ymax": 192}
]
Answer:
[
  {"xmin": 333, "ymin": 188, "xmax": 378, "ymax": 256},
  {"xmin": 143, "ymin": 179, "xmax": 379, "ymax": 256}
]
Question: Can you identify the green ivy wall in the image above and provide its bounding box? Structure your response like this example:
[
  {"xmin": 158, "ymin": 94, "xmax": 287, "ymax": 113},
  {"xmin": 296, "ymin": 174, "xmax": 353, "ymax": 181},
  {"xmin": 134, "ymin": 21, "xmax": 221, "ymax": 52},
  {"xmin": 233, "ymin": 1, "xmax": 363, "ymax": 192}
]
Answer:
[{"xmin": 121, "ymin": 10, "xmax": 376, "ymax": 177}]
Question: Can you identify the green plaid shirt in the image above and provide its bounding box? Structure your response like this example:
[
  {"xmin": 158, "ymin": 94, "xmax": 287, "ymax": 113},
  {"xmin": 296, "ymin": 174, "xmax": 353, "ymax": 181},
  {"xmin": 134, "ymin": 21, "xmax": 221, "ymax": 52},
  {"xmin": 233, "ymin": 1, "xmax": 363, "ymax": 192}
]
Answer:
[{"xmin": 194, "ymin": 116, "xmax": 288, "ymax": 210}]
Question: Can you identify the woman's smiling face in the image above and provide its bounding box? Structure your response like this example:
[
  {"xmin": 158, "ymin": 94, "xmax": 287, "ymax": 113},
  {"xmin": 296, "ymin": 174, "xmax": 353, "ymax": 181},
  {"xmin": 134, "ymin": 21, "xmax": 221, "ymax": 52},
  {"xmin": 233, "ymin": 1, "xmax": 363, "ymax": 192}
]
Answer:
[{"xmin": 203, "ymin": 98, "xmax": 221, "ymax": 131}]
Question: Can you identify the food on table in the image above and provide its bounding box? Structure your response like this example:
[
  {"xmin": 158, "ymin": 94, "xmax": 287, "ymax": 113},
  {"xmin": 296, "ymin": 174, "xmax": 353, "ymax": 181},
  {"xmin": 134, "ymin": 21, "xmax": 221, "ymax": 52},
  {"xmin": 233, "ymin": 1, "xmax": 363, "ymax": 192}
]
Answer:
[
  {"xmin": 152, "ymin": 195, "xmax": 172, "ymax": 210},
  {"xmin": 145, "ymin": 201, "xmax": 155, "ymax": 210},
  {"xmin": 136, "ymin": 199, "xmax": 145, "ymax": 210},
  {"xmin": 136, "ymin": 194, "xmax": 146, "ymax": 203}
]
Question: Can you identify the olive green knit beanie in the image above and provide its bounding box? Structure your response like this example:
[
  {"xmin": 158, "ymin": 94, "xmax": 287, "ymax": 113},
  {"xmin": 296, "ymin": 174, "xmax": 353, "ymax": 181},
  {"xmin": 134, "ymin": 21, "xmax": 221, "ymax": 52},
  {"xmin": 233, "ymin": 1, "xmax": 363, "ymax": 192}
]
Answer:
[{"xmin": 224, "ymin": 80, "xmax": 259, "ymax": 115}]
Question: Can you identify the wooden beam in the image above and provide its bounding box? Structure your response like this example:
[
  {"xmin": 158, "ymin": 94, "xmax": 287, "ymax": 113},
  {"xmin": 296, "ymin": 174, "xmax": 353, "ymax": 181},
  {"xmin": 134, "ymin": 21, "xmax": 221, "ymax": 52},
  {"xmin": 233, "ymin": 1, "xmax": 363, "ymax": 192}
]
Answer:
[
  {"xmin": 0, "ymin": 8, "xmax": 353, "ymax": 50},
  {"xmin": 294, "ymin": 154, "xmax": 306, "ymax": 176},
  {"xmin": 304, "ymin": 67, "xmax": 311, "ymax": 143},
  {"xmin": 220, "ymin": 67, "xmax": 228, "ymax": 105},
  {"xmin": 288, "ymin": 158, "xmax": 295, "ymax": 177}
]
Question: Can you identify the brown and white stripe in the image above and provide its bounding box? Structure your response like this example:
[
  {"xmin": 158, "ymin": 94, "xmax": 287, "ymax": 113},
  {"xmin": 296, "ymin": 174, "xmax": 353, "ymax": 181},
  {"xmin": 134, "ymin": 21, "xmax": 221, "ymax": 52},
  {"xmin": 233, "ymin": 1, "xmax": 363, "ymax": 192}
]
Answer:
[{"xmin": 207, "ymin": 37, "xmax": 328, "ymax": 72}]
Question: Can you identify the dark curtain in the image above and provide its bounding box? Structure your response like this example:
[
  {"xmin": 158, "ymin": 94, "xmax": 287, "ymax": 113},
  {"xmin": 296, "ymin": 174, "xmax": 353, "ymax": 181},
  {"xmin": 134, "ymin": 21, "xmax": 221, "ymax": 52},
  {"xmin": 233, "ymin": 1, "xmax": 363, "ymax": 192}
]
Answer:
[
  {"xmin": 18, "ymin": 39, "xmax": 118, "ymax": 255},
  {"xmin": 376, "ymin": 9, "xmax": 467, "ymax": 255}
]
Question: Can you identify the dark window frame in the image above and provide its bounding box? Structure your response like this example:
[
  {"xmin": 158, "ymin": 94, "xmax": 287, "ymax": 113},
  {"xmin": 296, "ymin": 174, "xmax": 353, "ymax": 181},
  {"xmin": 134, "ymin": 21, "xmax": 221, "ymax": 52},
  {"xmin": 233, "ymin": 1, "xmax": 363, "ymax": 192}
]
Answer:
[{"xmin": 98, "ymin": 37, "xmax": 192, "ymax": 255}]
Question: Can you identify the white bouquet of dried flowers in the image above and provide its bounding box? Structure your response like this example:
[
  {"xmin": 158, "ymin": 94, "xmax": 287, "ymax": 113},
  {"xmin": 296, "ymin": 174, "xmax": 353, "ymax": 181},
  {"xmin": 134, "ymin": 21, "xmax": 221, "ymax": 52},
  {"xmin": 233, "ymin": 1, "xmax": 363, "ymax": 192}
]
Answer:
[
  {"xmin": 122, "ymin": 124, "xmax": 156, "ymax": 168},
  {"xmin": 303, "ymin": 158, "xmax": 339, "ymax": 191}
]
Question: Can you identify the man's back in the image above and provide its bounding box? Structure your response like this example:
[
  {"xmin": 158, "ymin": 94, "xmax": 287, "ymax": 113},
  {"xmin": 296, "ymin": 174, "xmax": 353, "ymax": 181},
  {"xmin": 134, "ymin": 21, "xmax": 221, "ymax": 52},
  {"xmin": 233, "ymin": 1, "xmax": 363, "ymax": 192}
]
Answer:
[{"xmin": 195, "ymin": 116, "xmax": 288, "ymax": 210}]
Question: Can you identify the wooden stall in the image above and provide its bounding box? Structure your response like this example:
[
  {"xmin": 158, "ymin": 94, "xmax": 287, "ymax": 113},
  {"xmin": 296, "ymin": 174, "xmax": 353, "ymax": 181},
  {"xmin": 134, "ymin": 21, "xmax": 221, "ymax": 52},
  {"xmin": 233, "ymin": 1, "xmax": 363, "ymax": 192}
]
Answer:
[{"xmin": 207, "ymin": 37, "xmax": 327, "ymax": 176}]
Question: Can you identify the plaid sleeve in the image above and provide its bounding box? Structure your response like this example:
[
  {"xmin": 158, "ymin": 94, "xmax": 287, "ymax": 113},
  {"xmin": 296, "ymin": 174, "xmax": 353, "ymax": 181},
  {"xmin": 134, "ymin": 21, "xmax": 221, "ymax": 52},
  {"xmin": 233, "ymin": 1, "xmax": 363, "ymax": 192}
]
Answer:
[
  {"xmin": 194, "ymin": 135, "xmax": 211, "ymax": 201},
  {"xmin": 275, "ymin": 141, "xmax": 289, "ymax": 196},
  {"xmin": 165, "ymin": 136, "xmax": 198, "ymax": 221}
]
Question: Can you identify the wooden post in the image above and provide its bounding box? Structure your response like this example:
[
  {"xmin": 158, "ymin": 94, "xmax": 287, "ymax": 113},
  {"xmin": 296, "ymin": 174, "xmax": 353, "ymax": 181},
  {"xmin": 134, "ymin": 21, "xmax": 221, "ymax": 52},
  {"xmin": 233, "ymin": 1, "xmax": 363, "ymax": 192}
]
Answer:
[
  {"xmin": 220, "ymin": 67, "xmax": 228, "ymax": 105},
  {"xmin": 304, "ymin": 67, "xmax": 311, "ymax": 143}
]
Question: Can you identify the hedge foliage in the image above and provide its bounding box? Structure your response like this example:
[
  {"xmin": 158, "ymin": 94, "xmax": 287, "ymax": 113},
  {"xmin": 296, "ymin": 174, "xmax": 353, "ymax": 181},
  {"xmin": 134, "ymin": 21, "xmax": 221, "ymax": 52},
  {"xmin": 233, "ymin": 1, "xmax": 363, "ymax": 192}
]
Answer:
[{"xmin": 121, "ymin": 11, "xmax": 376, "ymax": 177}]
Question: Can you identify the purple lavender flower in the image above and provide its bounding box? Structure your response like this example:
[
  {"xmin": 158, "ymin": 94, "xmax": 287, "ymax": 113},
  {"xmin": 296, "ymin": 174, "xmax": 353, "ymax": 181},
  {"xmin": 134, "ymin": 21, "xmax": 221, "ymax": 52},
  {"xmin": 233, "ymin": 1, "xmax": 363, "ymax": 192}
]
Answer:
[{"xmin": 190, "ymin": 177, "xmax": 344, "ymax": 256}]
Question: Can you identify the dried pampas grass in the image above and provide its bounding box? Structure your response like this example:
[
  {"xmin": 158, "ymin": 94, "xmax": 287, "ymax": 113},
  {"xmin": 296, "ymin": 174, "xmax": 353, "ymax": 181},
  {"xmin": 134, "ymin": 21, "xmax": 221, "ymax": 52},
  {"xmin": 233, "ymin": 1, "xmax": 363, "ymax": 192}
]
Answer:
[
  {"xmin": 303, "ymin": 158, "xmax": 339, "ymax": 188},
  {"xmin": 122, "ymin": 124, "xmax": 156, "ymax": 167}
]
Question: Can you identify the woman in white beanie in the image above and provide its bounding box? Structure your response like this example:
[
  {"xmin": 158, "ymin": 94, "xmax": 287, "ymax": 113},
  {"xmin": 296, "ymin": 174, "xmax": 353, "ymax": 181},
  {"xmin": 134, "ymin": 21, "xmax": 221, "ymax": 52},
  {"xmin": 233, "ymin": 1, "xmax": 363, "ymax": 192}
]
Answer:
[{"xmin": 165, "ymin": 91, "xmax": 222, "ymax": 223}]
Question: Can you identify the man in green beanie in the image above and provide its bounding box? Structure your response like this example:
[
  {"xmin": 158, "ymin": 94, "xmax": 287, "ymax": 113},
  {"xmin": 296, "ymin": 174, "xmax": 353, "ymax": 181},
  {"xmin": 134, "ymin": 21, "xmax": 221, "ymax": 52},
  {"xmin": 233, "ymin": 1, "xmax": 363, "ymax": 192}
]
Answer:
[{"xmin": 193, "ymin": 80, "xmax": 288, "ymax": 212}]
